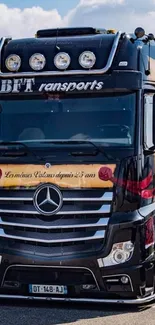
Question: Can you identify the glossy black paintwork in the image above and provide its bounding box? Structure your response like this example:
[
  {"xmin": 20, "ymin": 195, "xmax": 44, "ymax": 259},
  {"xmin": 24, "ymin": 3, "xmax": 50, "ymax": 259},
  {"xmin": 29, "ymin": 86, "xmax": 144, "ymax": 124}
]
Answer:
[{"xmin": 0, "ymin": 29, "xmax": 155, "ymax": 301}]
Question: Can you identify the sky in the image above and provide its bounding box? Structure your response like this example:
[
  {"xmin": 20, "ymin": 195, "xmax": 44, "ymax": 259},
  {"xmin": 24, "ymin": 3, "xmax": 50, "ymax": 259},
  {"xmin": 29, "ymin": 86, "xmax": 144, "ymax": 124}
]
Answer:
[
  {"xmin": 3, "ymin": 0, "xmax": 79, "ymax": 15},
  {"xmin": 1, "ymin": 0, "xmax": 155, "ymax": 38}
]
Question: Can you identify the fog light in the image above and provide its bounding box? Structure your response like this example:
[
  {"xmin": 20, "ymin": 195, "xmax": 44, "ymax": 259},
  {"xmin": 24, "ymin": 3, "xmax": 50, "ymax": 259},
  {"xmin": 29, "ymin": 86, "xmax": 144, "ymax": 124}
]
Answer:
[
  {"xmin": 97, "ymin": 241, "xmax": 134, "ymax": 267},
  {"xmin": 121, "ymin": 276, "xmax": 129, "ymax": 284}
]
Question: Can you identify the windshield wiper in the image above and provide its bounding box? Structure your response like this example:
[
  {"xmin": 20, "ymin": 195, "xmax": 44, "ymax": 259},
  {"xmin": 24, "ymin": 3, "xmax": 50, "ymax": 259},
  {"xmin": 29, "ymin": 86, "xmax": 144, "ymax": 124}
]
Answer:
[
  {"xmin": 41, "ymin": 140, "xmax": 116, "ymax": 161},
  {"xmin": 0, "ymin": 141, "xmax": 43, "ymax": 161}
]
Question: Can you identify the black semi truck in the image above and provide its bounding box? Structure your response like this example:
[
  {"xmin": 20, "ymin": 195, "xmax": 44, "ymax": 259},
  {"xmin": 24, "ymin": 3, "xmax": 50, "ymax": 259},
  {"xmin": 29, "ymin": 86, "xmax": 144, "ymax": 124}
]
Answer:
[{"xmin": 0, "ymin": 26, "xmax": 154, "ymax": 304}]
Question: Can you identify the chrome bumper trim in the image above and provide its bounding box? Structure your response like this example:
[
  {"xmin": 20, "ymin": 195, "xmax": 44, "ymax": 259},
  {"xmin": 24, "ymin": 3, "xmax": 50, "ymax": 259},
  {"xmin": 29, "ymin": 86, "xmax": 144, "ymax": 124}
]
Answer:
[{"xmin": 0, "ymin": 294, "xmax": 154, "ymax": 305}]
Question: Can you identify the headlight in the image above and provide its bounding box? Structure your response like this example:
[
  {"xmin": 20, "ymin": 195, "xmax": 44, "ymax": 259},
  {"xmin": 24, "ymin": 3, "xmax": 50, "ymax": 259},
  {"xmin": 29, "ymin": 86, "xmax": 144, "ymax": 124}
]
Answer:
[
  {"xmin": 54, "ymin": 52, "xmax": 71, "ymax": 70},
  {"xmin": 5, "ymin": 54, "xmax": 21, "ymax": 72},
  {"xmin": 97, "ymin": 241, "xmax": 134, "ymax": 267},
  {"xmin": 29, "ymin": 53, "xmax": 46, "ymax": 71},
  {"xmin": 79, "ymin": 51, "xmax": 96, "ymax": 69}
]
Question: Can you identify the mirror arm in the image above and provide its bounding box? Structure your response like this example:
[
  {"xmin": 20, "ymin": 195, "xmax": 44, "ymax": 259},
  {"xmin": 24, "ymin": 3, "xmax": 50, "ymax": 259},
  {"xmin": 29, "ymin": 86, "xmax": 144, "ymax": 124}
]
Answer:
[{"xmin": 144, "ymin": 145, "xmax": 155, "ymax": 155}]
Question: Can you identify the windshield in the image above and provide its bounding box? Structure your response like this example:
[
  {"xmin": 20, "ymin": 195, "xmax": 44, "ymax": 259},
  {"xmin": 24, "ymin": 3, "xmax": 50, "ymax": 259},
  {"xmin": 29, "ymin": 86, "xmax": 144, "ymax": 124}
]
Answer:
[{"xmin": 0, "ymin": 93, "xmax": 136, "ymax": 147}]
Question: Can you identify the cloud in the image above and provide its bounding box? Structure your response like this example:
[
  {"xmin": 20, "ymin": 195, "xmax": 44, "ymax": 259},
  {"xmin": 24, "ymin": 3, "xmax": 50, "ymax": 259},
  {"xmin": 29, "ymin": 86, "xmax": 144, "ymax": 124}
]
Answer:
[
  {"xmin": 0, "ymin": 4, "xmax": 63, "ymax": 38},
  {"xmin": 67, "ymin": 0, "xmax": 155, "ymax": 34},
  {"xmin": 0, "ymin": 1, "xmax": 155, "ymax": 38}
]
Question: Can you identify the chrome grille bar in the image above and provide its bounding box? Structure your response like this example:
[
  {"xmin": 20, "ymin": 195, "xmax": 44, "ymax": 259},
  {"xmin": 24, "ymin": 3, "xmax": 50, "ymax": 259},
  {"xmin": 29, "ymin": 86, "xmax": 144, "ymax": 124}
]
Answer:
[
  {"xmin": 0, "ymin": 229, "xmax": 105, "ymax": 244},
  {"xmin": 0, "ymin": 204, "xmax": 111, "ymax": 215},
  {"xmin": 0, "ymin": 192, "xmax": 113, "ymax": 202},
  {"xmin": 0, "ymin": 197, "xmax": 32, "ymax": 202},
  {"xmin": 0, "ymin": 188, "xmax": 112, "ymax": 248},
  {"xmin": 0, "ymin": 217, "xmax": 109, "ymax": 229}
]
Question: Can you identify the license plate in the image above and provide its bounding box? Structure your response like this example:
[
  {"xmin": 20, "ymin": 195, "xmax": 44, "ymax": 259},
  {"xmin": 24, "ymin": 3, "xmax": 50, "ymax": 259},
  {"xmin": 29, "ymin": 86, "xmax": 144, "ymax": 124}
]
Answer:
[{"xmin": 29, "ymin": 284, "xmax": 68, "ymax": 295}]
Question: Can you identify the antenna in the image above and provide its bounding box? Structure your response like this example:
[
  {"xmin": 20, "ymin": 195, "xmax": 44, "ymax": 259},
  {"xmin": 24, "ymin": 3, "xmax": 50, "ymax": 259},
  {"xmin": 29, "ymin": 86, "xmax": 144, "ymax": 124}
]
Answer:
[{"xmin": 55, "ymin": 28, "xmax": 60, "ymax": 51}]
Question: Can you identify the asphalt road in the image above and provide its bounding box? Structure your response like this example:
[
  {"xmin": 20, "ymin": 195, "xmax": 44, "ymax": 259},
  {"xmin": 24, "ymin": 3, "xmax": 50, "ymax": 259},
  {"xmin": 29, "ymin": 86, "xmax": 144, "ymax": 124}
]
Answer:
[{"xmin": 0, "ymin": 300, "xmax": 155, "ymax": 325}]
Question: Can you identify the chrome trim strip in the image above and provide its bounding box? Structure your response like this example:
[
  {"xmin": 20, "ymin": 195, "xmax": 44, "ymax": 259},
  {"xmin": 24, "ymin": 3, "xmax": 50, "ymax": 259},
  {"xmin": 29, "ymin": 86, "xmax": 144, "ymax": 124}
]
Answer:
[
  {"xmin": 106, "ymin": 279, "xmax": 119, "ymax": 283},
  {"xmin": 1, "ymin": 264, "xmax": 100, "ymax": 290},
  {"xmin": 102, "ymin": 274, "xmax": 134, "ymax": 292},
  {"xmin": 0, "ymin": 204, "xmax": 111, "ymax": 215},
  {"xmin": 140, "ymin": 285, "xmax": 146, "ymax": 296},
  {"xmin": 0, "ymin": 229, "xmax": 105, "ymax": 243},
  {"xmin": 64, "ymin": 193, "xmax": 113, "ymax": 202},
  {"xmin": 0, "ymin": 192, "xmax": 113, "ymax": 202},
  {"xmin": 145, "ymin": 242, "xmax": 155, "ymax": 249},
  {"xmin": 0, "ymin": 217, "xmax": 109, "ymax": 229},
  {"xmin": 0, "ymin": 294, "xmax": 154, "ymax": 305},
  {"xmin": 143, "ymin": 85, "xmax": 155, "ymax": 90},
  {"xmin": 0, "ymin": 197, "xmax": 32, "ymax": 202},
  {"xmin": 0, "ymin": 32, "xmax": 121, "ymax": 78},
  {"xmin": 0, "ymin": 37, "xmax": 9, "ymax": 71}
]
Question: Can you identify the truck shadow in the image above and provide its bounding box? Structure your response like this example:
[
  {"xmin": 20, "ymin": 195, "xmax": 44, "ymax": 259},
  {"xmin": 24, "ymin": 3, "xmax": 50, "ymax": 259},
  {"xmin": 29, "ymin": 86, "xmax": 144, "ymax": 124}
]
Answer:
[{"xmin": 0, "ymin": 300, "xmax": 154, "ymax": 325}]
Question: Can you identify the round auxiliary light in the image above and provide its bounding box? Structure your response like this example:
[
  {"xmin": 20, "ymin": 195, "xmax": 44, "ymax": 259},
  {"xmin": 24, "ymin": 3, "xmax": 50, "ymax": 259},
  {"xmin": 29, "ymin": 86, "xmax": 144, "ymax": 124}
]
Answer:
[
  {"xmin": 112, "ymin": 249, "xmax": 127, "ymax": 264},
  {"xmin": 121, "ymin": 276, "xmax": 129, "ymax": 284},
  {"xmin": 79, "ymin": 51, "xmax": 96, "ymax": 69},
  {"xmin": 134, "ymin": 27, "xmax": 145, "ymax": 39},
  {"xmin": 5, "ymin": 54, "xmax": 21, "ymax": 72},
  {"xmin": 29, "ymin": 53, "xmax": 46, "ymax": 71},
  {"xmin": 54, "ymin": 52, "xmax": 71, "ymax": 70}
]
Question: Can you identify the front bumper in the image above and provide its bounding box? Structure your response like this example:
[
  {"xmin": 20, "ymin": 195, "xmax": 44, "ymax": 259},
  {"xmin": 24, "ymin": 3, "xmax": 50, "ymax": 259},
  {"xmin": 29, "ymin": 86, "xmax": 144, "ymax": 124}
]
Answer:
[
  {"xmin": 0, "ymin": 209, "xmax": 154, "ymax": 305},
  {"xmin": 0, "ymin": 256, "xmax": 154, "ymax": 305}
]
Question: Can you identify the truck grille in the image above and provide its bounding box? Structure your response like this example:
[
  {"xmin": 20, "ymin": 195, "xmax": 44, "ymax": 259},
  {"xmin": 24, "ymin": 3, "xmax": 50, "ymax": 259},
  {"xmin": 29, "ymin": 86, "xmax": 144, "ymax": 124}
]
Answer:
[{"xmin": 0, "ymin": 188, "xmax": 113, "ymax": 257}]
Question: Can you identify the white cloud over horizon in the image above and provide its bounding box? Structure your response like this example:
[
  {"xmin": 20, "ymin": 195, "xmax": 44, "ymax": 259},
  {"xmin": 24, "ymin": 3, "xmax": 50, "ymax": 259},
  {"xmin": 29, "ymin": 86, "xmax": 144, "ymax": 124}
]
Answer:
[{"xmin": 0, "ymin": 0, "xmax": 155, "ymax": 38}]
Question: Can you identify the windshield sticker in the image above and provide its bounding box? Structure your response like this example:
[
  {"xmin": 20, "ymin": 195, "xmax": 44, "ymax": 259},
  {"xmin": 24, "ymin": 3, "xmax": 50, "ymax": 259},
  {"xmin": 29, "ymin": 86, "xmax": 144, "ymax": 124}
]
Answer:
[
  {"xmin": 0, "ymin": 78, "xmax": 104, "ymax": 94},
  {"xmin": 0, "ymin": 164, "xmax": 116, "ymax": 188}
]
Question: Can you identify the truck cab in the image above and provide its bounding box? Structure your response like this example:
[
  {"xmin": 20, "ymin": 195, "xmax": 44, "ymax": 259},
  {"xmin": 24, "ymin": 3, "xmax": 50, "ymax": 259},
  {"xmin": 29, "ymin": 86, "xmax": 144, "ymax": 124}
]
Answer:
[{"xmin": 0, "ymin": 26, "xmax": 154, "ymax": 304}]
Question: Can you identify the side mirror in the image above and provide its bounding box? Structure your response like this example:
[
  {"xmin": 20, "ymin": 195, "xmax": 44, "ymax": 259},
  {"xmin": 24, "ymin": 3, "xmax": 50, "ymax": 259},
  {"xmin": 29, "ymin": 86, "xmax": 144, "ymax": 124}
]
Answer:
[
  {"xmin": 144, "ymin": 94, "xmax": 154, "ymax": 154},
  {"xmin": 152, "ymin": 95, "xmax": 155, "ymax": 148}
]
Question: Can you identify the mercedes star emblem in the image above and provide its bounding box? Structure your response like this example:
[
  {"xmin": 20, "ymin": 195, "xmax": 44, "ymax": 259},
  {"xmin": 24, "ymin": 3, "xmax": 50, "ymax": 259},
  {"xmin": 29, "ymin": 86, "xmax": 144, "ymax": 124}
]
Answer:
[{"xmin": 33, "ymin": 184, "xmax": 63, "ymax": 216}]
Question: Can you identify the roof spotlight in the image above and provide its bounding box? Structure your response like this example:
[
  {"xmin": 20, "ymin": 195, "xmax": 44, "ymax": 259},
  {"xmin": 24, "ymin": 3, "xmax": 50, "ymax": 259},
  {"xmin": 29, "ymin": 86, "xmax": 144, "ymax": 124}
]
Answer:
[
  {"xmin": 29, "ymin": 53, "xmax": 46, "ymax": 71},
  {"xmin": 148, "ymin": 33, "xmax": 155, "ymax": 41},
  {"xmin": 5, "ymin": 54, "xmax": 21, "ymax": 72},
  {"xmin": 134, "ymin": 27, "xmax": 145, "ymax": 39},
  {"xmin": 54, "ymin": 52, "xmax": 71, "ymax": 70},
  {"xmin": 79, "ymin": 51, "xmax": 96, "ymax": 69}
]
